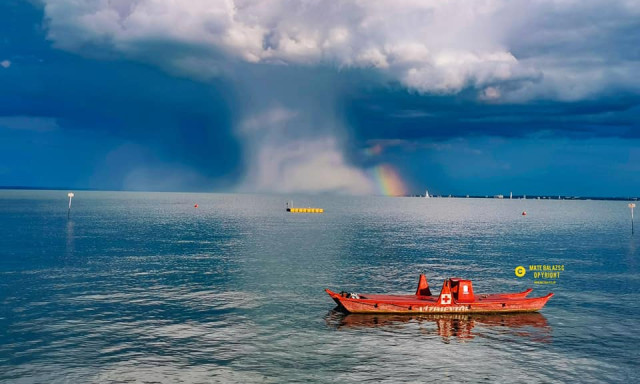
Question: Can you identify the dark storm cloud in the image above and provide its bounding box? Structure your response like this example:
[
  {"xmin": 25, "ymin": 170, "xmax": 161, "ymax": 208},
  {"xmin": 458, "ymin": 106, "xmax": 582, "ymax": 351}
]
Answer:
[
  {"xmin": 2, "ymin": 0, "xmax": 640, "ymax": 194},
  {"xmin": 0, "ymin": 1, "xmax": 241, "ymax": 190},
  {"xmin": 344, "ymin": 88, "xmax": 640, "ymax": 145}
]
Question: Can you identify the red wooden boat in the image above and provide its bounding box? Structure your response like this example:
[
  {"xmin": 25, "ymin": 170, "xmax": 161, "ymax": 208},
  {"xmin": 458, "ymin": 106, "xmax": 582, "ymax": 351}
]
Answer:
[{"xmin": 326, "ymin": 274, "xmax": 553, "ymax": 314}]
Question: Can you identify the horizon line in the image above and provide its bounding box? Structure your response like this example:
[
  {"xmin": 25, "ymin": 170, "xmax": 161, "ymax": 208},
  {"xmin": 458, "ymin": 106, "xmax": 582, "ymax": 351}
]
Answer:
[{"xmin": 1, "ymin": 185, "xmax": 638, "ymax": 201}]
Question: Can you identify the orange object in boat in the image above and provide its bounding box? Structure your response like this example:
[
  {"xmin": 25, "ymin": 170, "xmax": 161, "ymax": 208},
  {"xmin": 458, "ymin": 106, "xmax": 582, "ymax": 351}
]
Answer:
[{"xmin": 326, "ymin": 274, "xmax": 552, "ymax": 314}]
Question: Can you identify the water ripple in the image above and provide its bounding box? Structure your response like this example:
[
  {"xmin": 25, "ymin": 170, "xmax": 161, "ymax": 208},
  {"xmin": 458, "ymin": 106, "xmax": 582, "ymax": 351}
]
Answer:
[{"xmin": 1, "ymin": 192, "xmax": 638, "ymax": 382}]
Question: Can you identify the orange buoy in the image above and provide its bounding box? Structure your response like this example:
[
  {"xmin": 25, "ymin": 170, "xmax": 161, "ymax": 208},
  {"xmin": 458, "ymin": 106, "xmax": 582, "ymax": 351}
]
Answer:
[
  {"xmin": 522, "ymin": 211, "xmax": 527, "ymax": 216},
  {"xmin": 194, "ymin": 204, "xmax": 199, "ymax": 208}
]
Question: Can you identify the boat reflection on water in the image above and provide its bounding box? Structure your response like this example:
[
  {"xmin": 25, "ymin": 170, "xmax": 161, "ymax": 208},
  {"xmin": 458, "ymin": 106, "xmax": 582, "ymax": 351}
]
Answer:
[{"xmin": 325, "ymin": 310, "xmax": 552, "ymax": 343}]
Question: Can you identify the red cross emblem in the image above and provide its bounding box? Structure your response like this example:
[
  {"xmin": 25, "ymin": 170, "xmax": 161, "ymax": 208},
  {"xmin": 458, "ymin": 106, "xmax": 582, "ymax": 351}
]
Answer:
[{"xmin": 440, "ymin": 293, "xmax": 452, "ymax": 305}]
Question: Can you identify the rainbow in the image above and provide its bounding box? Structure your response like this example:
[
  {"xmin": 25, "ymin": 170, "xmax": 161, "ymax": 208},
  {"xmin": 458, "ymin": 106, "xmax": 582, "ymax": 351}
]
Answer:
[{"xmin": 371, "ymin": 164, "xmax": 408, "ymax": 196}]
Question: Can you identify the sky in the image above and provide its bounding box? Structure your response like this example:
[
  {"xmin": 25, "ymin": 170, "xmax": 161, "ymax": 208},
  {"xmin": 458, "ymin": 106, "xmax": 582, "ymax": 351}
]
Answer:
[{"xmin": 1, "ymin": 0, "xmax": 639, "ymax": 196}]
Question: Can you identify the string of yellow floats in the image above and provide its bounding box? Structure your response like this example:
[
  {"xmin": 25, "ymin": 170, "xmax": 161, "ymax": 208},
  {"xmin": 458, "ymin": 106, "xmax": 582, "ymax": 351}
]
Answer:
[
  {"xmin": 287, "ymin": 207, "xmax": 324, "ymax": 213},
  {"xmin": 285, "ymin": 200, "xmax": 323, "ymax": 213}
]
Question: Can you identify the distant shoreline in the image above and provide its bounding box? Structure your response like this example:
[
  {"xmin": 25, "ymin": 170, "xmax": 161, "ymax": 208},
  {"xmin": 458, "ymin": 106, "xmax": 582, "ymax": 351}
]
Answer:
[
  {"xmin": 1, "ymin": 186, "xmax": 637, "ymax": 201},
  {"xmin": 408, "ymin": 194, "xmax": 639, "ymax": 201}
]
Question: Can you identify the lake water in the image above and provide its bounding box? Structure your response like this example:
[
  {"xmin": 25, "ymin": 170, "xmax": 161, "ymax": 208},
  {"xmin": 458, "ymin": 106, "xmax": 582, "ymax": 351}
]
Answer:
[{"xmin": 1, "ymin": 190, "xmax": 638, "ymax": 383}]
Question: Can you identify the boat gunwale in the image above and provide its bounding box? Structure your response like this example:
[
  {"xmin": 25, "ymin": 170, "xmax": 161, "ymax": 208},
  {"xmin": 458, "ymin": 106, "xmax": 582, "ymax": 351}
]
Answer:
[{"xmin": 325, "ymin": 288, "xmax": 553, "ymax": 314}]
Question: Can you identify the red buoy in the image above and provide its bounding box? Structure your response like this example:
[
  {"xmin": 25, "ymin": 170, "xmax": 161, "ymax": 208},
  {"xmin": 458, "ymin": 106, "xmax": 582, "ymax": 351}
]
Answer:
[
  {"xmin": 194, "ymin": 204, "xmax": 199, "ymax": 208},
  {"xmin": 522, "ymin": 211, "xmax": 527, "ymax": 216}
]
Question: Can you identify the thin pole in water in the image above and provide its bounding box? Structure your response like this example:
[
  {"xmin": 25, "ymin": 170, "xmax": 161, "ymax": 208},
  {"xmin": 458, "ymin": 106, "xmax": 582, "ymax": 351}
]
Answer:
[
  {"xmin": 67, "ymin": 192, "xmax": 74, "ymax": 219},
  {"xmin": 629, "ymin": 203, "xmax": 635, "ymax": 234}
]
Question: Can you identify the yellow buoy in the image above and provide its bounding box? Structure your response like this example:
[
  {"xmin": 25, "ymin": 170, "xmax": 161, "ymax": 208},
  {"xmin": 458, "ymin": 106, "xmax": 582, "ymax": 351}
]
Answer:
[{"xmin": 286, "ymin": 206, "xmax": 323, "ymax": 213}]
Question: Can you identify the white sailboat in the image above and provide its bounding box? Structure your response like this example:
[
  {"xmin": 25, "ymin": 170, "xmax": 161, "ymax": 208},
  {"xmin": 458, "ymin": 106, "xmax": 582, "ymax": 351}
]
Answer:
[{"xmin": 425, "ymin": 189, "xmax": 430, "ymax": 198}]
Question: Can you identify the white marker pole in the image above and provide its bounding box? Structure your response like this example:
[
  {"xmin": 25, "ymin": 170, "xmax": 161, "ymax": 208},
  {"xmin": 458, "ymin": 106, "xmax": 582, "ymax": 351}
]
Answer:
[
  {"xmin": 68, "ymin": 192, "xmax": 74, "ymax": 218},
  {"xmin": 629, "ymin": 203, "xmax": 636, "ymax": 234}
]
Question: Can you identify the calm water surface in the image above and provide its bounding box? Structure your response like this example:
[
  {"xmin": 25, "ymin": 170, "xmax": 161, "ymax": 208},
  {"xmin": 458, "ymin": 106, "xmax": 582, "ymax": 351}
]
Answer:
[{"xmin": 1, "ymin": 191, "xmax": 638, "ymax": 382}]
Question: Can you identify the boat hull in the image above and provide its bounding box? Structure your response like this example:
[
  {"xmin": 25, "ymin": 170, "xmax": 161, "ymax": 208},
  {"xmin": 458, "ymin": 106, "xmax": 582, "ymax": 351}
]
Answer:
[{"xmin": 326, "ymin": 289, "xmax": 552, "ymax": 314}]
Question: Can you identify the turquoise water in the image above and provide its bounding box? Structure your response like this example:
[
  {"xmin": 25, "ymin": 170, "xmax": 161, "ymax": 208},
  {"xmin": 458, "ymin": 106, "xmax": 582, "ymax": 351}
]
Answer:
[{"xmin": 1, "ymin": 190, "xmax": 638, "ymax": 382}]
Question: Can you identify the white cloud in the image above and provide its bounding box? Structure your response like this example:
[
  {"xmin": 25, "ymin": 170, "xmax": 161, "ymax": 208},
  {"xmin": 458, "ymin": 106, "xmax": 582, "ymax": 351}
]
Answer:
[
  {"xmin": 237, "ymin": 107, "xmax": 374, "ymax": 194},
  {"xmin": 42, "ymin": 0, "xmax": 640, "ymax": 99},
  {"xmin": 0, "ymin": 60, "xmax": 10, "ymax": 68},
  {"xmin": 239, "ymin": 107, "xmax": 298, "ymax": 134},
  {"xmin": 480, "ymin": 86, "xmax": 501, "ymax": 100},
  {"xmin": 244, "ymin": 137, "xmax": 374, "ymax": 194}
]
